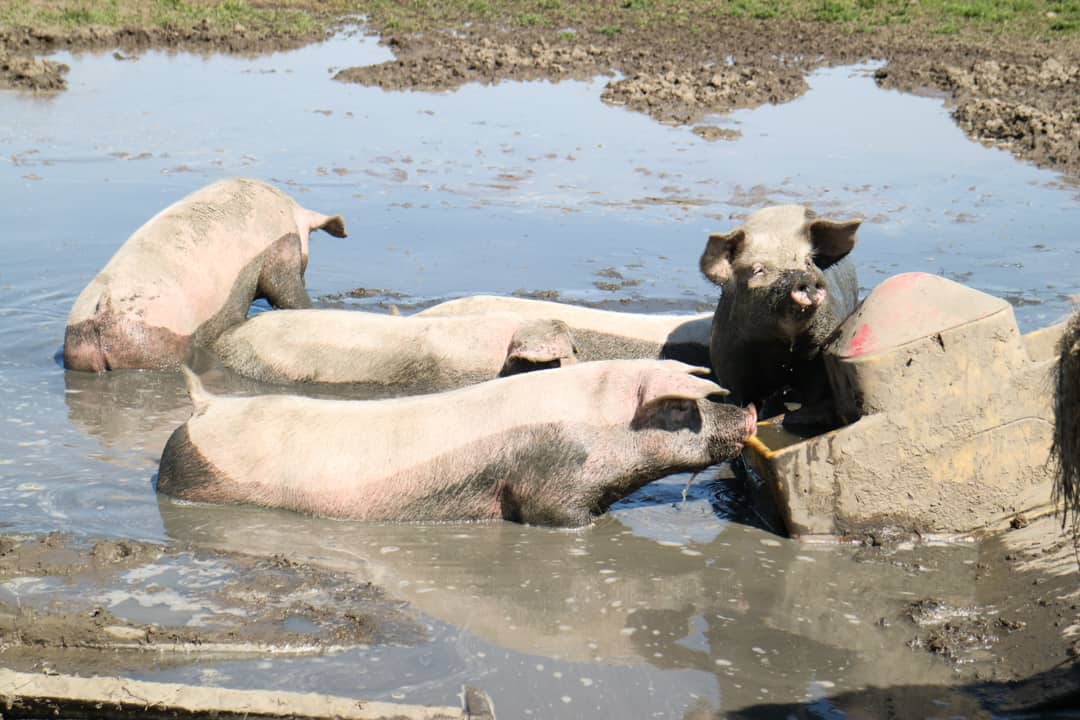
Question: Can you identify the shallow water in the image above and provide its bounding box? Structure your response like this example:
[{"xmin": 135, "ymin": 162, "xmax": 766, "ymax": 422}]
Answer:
[{"xmin": 1, "ymin": 32, "xmax": 1077, "ymax": 717}]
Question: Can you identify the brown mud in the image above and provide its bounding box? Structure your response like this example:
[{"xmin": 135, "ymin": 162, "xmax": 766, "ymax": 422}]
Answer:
[
  {"xmin": 1, "ymin": 12, "xmax": 1077, "ymax": 177},
  {"xmin": 0, "ymin": 532, "xmax": 423, "ymax": 678},
  {"xmin": 827, "ymin": 515, "xmax": 1080, "ymax": 716},
  {"xmin": 3, "ymin": 517, "xmax": 1079, "ymax": 713}
]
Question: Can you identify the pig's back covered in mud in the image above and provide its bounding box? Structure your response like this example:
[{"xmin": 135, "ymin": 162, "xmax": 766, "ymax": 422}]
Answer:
[
  {"xmin": 419, "ymin": 296, "xmax": 710, "ymax": 345},
  {"xmin": 184, "ymin": 361, "xmax": 651, "ymax": 487},
  {"xmin": 217, "ymin": 310, "xmax": 522, "ymax": 382},
  {"xmin": 70, "ymin": 179, "xmax": 302, "ymax": 331}
]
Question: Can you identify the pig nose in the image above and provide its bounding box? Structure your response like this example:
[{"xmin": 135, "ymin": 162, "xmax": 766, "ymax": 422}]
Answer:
[{"xmin": 791, "ymin": 272, "xmax": 826, "ymax": 308}]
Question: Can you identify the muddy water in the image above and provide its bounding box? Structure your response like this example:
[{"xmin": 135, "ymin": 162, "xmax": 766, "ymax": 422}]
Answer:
[{"xmin": 1, "ymin": 33, "xmax": 1077, "ymax": 717}]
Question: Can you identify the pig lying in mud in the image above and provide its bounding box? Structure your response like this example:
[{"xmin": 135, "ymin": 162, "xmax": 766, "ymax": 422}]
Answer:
[
  {"xmin": 700, "ymin": 205, "xmax": 861, "ymax": 422},
  {"xmin": 64, "ymin": 178, "xmax": 346, "ymax": 372},
  {"xmin": 417, "ymin": 295, "xmax": 713, "ymax": 366},
  {"xmin": 157, "ymin": 361, "xmax": 756, "ymax": 526},
  {"xmin": 213, "ymin": 309, "xmax": 577, "ymax": 389},
  {"xmin": 1053, "ymin": 310, "xmax": 1080, "ymax": 532}
]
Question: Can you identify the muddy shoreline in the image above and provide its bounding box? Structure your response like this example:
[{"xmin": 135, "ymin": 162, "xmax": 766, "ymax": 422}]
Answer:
[
  {"xmin": 2, "ymin": 517, "xmax": 1078, "ymax": 714},
  {"xmin": 2, "ymin": 14, "xmax": 1078, "ymax": 178},
  {"xmin": 0, "ymin": 532, "xmax": 423, "ymax": 679}
]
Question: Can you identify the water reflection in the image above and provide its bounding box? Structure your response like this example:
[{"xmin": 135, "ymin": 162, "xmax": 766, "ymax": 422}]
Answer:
[
  {"xmin": 63, "ymin": 368, "xmax": 190, "ymax": 456},
  {"xmin": 157, "ymin": 494, "xmax": 974, "ymax": 713}
]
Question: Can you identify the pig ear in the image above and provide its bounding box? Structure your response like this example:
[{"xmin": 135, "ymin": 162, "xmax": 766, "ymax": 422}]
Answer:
[
  {"xmin": 299, "ymin": 208, "xmax": 347, "ymax": 238},
  {"xmin": 506, "ymin": 320, "xmax": 577, "ymax": 363},
  {"xmin": 314, "ymin": 214, "xmax": 347, "ymax": 238},
  {"xmin": 506, "ymin": 344, "xmax": 573, "ymax": 364},
  {"xmin": 638, "ymin": 369, "xmax": 729, "ymax": 411},
  {"xmin": 808, "ymin": 217, "xmax": 860, "ymax": 268},
  {"xmin": 699, "ymin": 229, "xmax": 746, "ymax": 285}
]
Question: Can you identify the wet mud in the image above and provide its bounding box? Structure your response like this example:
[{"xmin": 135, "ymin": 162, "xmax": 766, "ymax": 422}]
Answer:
[
  {"xmin": 2, "ymin": 13, "xmax": 1078, "ymax": 177},
  {"xmin": 0, "ymin": 22, "xmax": 323, "ymax": 91},
  {"xmin": 332, "ymin": 20, "xmax": 1080, "ymax": 176},
  {"xmin": 0, "ymin": 532, "xmax": 422, "ymax": 678}
]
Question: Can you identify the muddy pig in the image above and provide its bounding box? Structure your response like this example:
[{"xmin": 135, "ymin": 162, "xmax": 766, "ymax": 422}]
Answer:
[
  {"xmin": 157, "ymin": 361, "xmax": 756, "ymax": 527},
  {"xmin": 64, "ymin": 178, "xmax": 346, "ymax": 372},
  {"xmin": 213, "ymin": 309, "xmax": 577, "ymax": 389},
  {"xmin": 700, "ymin": 204, "xmax": 861, "ymax": 421},
  {"xmin": 1053, "ymin": 309, "xmax": 1080, "ymax": 534},
  {"xmin": 418, "ymin": 295, "xmax": 713, "ymax": 366}
]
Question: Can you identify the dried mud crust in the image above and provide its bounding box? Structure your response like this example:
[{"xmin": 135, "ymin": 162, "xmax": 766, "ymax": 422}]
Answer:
[
  {"xmin": 0, "ymin": 533, "xmax": 423, "ymax": 677},
  {"xmin": 875, "ymin": 49, "xmax": 1080, "ymax": 177}
]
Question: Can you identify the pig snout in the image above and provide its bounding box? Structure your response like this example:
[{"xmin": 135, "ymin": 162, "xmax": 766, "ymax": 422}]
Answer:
[
  {"xmin": 790, "ymin": 270, "xmax": 827, "ymax": 310},
  {"xmin": 704, "ymin": 400, "xmax": 758, "ymax": 461},
  {"xmin": 744, "ymin": 402, "xmax": 758, "ymax": 440}
]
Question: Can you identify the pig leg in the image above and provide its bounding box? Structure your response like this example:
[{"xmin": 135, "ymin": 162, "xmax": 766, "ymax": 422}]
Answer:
[{"xmin": 256, "ymin": 233, "xmax": 313, "ymax": 310}]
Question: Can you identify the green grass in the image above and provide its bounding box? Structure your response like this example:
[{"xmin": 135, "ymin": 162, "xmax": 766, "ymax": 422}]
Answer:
[
  {"xmin": 0, "ymin": 0, "xmax": 323, "ymax": 37},
  {"xmin": 355, "ymin": 0, "xmax": 1080, "ymax": 38},
  {"xmin": 1, "ymin": 0, "xmax": 1076, "ymax": 40}
]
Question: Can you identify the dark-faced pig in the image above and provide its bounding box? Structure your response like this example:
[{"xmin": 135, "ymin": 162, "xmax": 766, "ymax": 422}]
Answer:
[
  {"xmin": 213, "ymin": 309, "xmax": 577, "ymax": 390},
  {"xmin": 64, "ymin": 178, "xmax": 347, "ymax": 372},
  {"xmin": 157, "ymin": 360, "xmax": 756, "ymax": 527},
  {"xmin": 418, "ymin": 295, "xmax": 714, "ymax": 366},
  {"xmin": 700, "ymin": 205, "xmax": 861, "ymax": 420}
]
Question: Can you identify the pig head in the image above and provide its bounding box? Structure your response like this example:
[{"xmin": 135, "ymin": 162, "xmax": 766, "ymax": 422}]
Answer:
[
  {"xmin": 63, "ymin": 178, "xmax": 346, "ymax": 372},
  {"xmin": 700, "ymin": 204, "xmax": 860, "ymax": 420},
  {"xmin": 157, "ymin": 361, "xmax": 756, "ymax": 527}
]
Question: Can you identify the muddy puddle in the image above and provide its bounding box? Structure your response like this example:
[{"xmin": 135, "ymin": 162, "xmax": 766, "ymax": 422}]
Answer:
[{"xmin": 1, "ymin": 32, "xmax": 1079, "ymax": 717}]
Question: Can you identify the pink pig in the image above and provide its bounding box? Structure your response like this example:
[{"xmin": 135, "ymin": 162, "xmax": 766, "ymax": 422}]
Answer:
[
  {"xmin": 157, "ymin": 360, "xmax": 756, "ymax": 527},
  {"xmin": 64, "ymin": 178, "xmax": 346, "ymax": 372}
]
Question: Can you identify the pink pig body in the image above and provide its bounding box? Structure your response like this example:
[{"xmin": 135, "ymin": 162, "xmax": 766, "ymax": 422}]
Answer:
[
  {"xmin": 157, "ymin": 360, "xmax": 756, "ymax": 527},
  {"xmin": 64, "ymin": 178, "xmax": 346, "ymax": 372}
]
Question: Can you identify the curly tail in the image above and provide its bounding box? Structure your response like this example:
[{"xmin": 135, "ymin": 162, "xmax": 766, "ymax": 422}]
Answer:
[{"xmin": 1052, "ymin": 310, "xmax": 1080, "ymax": 534}]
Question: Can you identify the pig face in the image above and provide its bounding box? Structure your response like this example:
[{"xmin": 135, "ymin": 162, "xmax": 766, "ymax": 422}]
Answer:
[
  {"xmin": 627, "ymin": 394, "xmax": 755, "ymax": 478},
  {"xmin": 699, "ymin": 205, "xmax": 860, "ymax": 341}
]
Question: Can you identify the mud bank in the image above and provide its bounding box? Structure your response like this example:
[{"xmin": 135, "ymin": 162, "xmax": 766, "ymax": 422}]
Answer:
[
  {"xmin": 2, "ymin": 518, "xmax": 1079, "ymax": 715},
  {"xmin": 0, "ymin": 533, "xmax": 422, "ymax": 678},
  {"xmin": 0, "ymin": 19, "xmax": 327, "ymax": 92},
  {"xmin": 341, "ymin": 23, "xmax": 1080, "ymax": 177},
  {"xmin": 2, "ymin": 12, "xmax": 1078, "ymax": 177}
]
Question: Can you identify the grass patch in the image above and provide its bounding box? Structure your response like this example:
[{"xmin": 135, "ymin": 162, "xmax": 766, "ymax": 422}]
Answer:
[
  {"xmin": 0, "ymin": 0, "xmax": 326, "ymax": 37},
  {"xmin": 0, "ymin": 0, "xmax": 1076, "ymax": 41}
]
